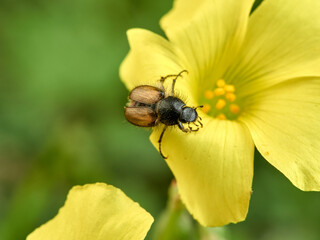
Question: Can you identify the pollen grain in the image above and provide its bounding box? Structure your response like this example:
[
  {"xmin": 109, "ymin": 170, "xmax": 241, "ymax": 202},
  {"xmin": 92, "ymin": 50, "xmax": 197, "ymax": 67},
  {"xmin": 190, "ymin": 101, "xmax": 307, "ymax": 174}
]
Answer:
[
  {"xmin": 204, "ymin": 90, "xmax": 214, "ymax": 99},
  {"xmin": 216, "ymin": 79, "xmax": 226, "ymax": 88},
  {"xmin": 213, "ymin": 88, "xmax": 225, "ymax": 96},
  {"xmin": 202, "ymin": 103, "xmax": 211, "ymax": 114},
  {"xmin": 217, "ymin": 113, "xmax": 227, "ymax": 120},
  {"xmin": 225, "ymin": 92, "xmax": 236, "ymax": 102},
  {"xmin": 230, "ymin": 104, "xmax": 240, "ymax": 114},
  {"xmin": 216, "ymin": 99, "xmax": 226, "ymax": 110},
  {"xmin": 224, "ymin": 84, "xmax": 235, "ymax": 93}
]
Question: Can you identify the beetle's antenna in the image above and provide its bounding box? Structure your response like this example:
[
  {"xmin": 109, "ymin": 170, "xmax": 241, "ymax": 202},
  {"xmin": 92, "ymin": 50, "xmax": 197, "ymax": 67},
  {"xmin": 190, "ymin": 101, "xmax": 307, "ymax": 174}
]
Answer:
[
  {"xmin": 194, "ymin": 105, "xmax": 203, "ymax": 110},
  {"xmin": 158, "ymin": 126, "xmax": 168, "ymax": 159}
]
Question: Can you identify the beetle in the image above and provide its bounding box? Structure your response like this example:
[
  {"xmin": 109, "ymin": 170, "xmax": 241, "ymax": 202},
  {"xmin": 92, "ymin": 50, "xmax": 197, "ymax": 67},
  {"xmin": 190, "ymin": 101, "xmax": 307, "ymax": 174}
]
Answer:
[{"xmin": 124, "ymin": 70, "xmax": 203, "ymax": 159}]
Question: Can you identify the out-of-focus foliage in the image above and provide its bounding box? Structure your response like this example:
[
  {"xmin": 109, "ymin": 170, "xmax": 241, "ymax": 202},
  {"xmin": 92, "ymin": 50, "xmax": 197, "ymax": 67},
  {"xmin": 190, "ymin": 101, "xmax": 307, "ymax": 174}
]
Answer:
[
  {"xmin": 0, "ymin": 0, "xmax": 319, "ymax": 239},
  {"xmin": 0, "ymin": 1, "xmax": 172, "ymax": 239}
]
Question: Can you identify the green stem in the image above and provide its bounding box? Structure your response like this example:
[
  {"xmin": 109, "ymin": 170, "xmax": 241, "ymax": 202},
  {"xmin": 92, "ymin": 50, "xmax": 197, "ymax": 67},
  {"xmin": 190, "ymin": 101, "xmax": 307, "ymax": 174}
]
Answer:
[{"xmin": 151, "ymin": 180, "xmax": 228, "ymax": 240}]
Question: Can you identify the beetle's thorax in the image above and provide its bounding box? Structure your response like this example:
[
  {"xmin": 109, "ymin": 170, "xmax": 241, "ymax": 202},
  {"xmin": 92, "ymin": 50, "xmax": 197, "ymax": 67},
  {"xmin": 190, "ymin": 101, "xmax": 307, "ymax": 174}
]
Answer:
[{"xmin": 156, "ymin": 96, "xmax": 185, "ymax": 125}]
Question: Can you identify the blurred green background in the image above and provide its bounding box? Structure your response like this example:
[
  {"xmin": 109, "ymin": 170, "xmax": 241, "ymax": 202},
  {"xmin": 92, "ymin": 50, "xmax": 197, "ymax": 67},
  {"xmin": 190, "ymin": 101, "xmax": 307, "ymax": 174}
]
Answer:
[{"xmin": 0, "ymin": 0, "xmax": 319, "ymax": 239}]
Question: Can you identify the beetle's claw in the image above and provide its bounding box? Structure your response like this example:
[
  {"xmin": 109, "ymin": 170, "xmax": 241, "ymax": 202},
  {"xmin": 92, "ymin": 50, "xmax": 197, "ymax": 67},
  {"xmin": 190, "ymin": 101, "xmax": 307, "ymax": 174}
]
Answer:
[{"xmin": 161, "ymin": 153, "xmax": 168, "ymax": 159}]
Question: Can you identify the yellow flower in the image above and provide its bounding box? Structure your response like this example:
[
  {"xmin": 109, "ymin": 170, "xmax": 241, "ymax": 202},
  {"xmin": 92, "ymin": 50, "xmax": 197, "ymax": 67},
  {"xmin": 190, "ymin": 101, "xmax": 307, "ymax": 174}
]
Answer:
[
  {"xmin": 27, "ymin": 183, "xmax": 153, "ymax": 240},
  {"xmin": 120, "ymin": 0, "xmax": 320, "ymax": 227}
]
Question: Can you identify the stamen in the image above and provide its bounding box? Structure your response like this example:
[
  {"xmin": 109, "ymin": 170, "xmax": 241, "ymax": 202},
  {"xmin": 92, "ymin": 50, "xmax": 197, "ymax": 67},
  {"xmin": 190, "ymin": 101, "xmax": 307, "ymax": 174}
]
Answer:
[
  {"xmin": 224, "ymin": 84, "xmax": 235, "ymax": 93},
  {"xmin": 204, "ymin": 90, "xmax": 214, "ymax": 99},
  {"xmin": 216, "ymin": 99, "xmax": 226, "ymax": 110},
  {"xmin": 225, "ymin": 93, "xmax": 236, "ymax": 102},
  {"xmin": 216, "ymin": 79, "xmax": 226, "ymax": 88},
  {"xmin": 202, "ymin": 104, "xmax": 211, "ymax": 114},
  {"xmin": 202, "ymin": 81, "xmax": 240, "ymax": 120},
  {"xmin": 230, "ymin": 104, "xmax": 240, "ymax": 114},
  {"xmin": 214, "ymin": 88, "xmax": 225, "ymax": 96},
  {"xmin": 216, "ymin": 113, "xmax": 226, "ymax": 120}
]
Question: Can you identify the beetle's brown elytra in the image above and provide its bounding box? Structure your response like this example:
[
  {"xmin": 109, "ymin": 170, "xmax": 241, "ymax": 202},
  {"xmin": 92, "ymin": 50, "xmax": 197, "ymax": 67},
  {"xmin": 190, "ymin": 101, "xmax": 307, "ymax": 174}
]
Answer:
[
  {"xmin": 124, "ymin": 70, "xmax": 203, "ymax": 159},
  {"xmin": 124, "ymin": 107, "xmax": 157, "ymax": 127},
  {"xmin": 129, "ymin": 85, "xmax": 164, "ymax": 105}
]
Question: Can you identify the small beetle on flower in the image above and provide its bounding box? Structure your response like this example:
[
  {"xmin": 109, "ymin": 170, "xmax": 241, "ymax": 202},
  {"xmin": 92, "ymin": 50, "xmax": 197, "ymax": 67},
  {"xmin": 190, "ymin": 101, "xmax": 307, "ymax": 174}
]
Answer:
[{"xmin": 125, "ymin": 70, "xmax": 203, "ymax": 158}]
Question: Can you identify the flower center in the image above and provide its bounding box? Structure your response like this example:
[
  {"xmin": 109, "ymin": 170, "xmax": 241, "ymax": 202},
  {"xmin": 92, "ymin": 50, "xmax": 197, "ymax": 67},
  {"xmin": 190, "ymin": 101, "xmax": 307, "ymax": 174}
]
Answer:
[{"xmin": 201, "ymin": 79, "xmax": 241, "ymax": 120}]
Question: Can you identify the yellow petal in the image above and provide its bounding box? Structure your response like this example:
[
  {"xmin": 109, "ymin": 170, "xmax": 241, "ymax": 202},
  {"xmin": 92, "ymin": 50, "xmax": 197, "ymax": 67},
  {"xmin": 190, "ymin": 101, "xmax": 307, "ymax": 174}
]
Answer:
[
  {"xmin": 27, "ymin": 183, "xmax": 153, "ymax": 240},
  {"xmin": 160, "ymin": 0, "xmax": 207, "ymax": 29},
  {"xmin": 241, "ymin": 78, "xmax": 320, "ymax": 191},
  {"xmin": 227, "ymin": 0, "xmax": 320, "ymax": 97},
  {"xmin": 120, "ymin": 28, "xmax": 185, "ymax": 91},
  {"xmin": 160, "ymin": 0, "xmax": 254, "ymax": 89},
  {"xmin": 150, "ymin": 118, "xmax": 254, "ymax": 226}
]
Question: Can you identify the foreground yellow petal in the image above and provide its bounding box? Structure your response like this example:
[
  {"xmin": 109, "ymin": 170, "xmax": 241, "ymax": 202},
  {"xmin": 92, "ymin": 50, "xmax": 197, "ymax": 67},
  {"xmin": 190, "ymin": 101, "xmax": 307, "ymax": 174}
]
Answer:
[
  {"xmin": 150, "ymin": 117, "xmax": 254, "ymax": 226},
  {"xmin": 27, "ymin": 183, "xmax": 153, "ymax": 240},
  {"xmin": 161, "ymin": 0, "xmax": 254, "ymax": 92},
  {"xmin": 241, "ymin": 78, "xmax": 320, "ymax": 191},
  {"xmin": 227, "ymin": 0, "xmax": 320, "ymax": 97}
]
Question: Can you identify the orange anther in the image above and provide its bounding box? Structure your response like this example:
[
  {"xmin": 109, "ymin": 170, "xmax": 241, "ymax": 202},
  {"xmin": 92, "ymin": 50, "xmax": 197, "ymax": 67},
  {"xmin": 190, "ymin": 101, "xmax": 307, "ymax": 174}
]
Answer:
[
  {"xmin": 230, "ymin": 104, "xmax": 240, "ymax": 114},
  {"xmin": 204, "ymin": 90, "xmax": 214, "ymax": 99},
  {"xmin": 216, "ymin": 99, "xmax": 226, "ymax": 110}
]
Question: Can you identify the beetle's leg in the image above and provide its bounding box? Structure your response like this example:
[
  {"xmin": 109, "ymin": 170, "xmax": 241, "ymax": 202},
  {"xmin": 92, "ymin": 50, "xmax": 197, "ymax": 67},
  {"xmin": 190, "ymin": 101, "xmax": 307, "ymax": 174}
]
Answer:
[
  {"xmin": 159, "ymin": 70, "xmax": 188, "ymax": 93},
  {"xmin": 171, "ymin": 70, "xmax": 188, "ymax": 96},
  {"xmin": 194, "ymin": 106, "xmax": 203, "ymax": 123},
  {"xmin": 178, "ymin": 121, "xmax": 190, "ymax": 132},
  {"xmin": 160, "ymin": 73, "xmax": 182, "ymax": 91},
  {"xmin": 195, "ymin": 112, "xmax": 203, "ymax": 128},
  {"xmin": 159, "ymin": 76, "xmax": 169, "ymax": 92},
  {"xmin": 192, "ymin": 122, "xmax": 200, "ymax": 130},
  {"xmin": 188, "ymin": 122, "xmax": 199, "ymax": 132},
  {"xmin": 154, "ymin": 118, "xmax": 160, "ymax": 126},
  {"xmin": 158, "ymin": 126, "xmax": 168, "ymax": 159},
  {"xmin": 191, "ymin": 127, "xmax": 200, "ymax": 132}
]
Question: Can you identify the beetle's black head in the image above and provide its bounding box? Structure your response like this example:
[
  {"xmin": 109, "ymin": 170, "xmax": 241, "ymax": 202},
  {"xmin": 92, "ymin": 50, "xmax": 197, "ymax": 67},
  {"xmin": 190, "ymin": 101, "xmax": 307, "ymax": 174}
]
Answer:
[{"xmin": 180, "ymin": 107, "xmax": 198, "ymax": 123}]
